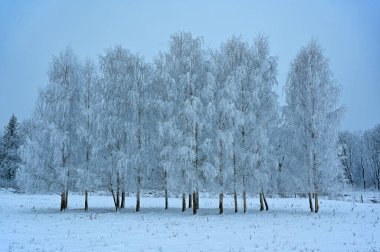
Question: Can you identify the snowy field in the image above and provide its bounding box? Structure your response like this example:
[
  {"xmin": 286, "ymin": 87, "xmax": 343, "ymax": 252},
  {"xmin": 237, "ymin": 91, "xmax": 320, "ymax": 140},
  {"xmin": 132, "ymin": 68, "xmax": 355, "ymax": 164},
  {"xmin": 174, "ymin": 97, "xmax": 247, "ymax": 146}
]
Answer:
[{"xmin": 1, "ymin": 190, "xmax": 380, "ymax": 252}]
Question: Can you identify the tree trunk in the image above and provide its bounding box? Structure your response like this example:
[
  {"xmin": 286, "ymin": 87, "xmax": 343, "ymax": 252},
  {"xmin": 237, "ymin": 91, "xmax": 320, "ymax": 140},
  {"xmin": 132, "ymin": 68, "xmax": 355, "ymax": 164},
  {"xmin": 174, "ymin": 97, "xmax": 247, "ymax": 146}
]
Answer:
[
  {"xmin": 243, "ymin": 191, "xmax": 247, "ymax": 213},
  {"xmin": 65, "ymin": 190, "xmax": 68, "ymax": 209},
  {"xmin": 308, "ymin": 192, "xmax": 314, "ymax": 212},
  {"xmin": 263, "ymin": 192, "xmax": 269, "ymax": 211},
  {"xmin": 373, "ymin": 176, "xmax": 376, "ymax": 189},
  {"xmin": 60, "ymin": 191, "xmax": 66, "ymax": 211},
  {"xmin": 233, "ymin": 147, "xmax": 237, "ymax": 213},
  {"xmin": 136, "ymin": 190, "xmax": 140, "ymax": 212},
  {"xmin": 116, "ymin": 172, "xmax": 120, "ymax": 209},
  {"xmin": 164, "ymin": 170, "xmax": 168, "ymax": 209},
  {"xmin": 219, "ymin": 192, "xmax": 223, "ymax": 214},
  {"xmin": 313, "ymin": 152, "xmax": 319, "ymax": 213},
  {"xmin": 116, "ymin": 190, "xmax": 120, "ymax": 209},
  {"xmin": 314, "ymin": 193, "xmax": 319, "ymax": 213},
  {"xmin": 196, "ymin": 191, "xmax": 199, "ymax": 210},
  {"xmin": 111, "ymin": 189, "xmax": 118, "ymax": 211},
  {"xmin": 234, "ymin": 190, "xmax": 238, "ymax": 213},
  {"xmin": 189, "ymin": 193, "xmax": 192, "ymax": 208},
  {"xmin": 84, "ymin": 190, "xmax": 88, "ymax": 211},
  {"xmin": 165, "ymin": 188, "xmax": 168, "ymax": 210},
  {"xmin": 120, "ymin": 191, "xmax": 125, "ymax": 209},
  {"xmin": 361, "ymin": 157, "xmax": 366, "ymax": 189},
  {"xmin": 192, "ymin": 192, "xmax": 197, "ymax": 215},
  {"xmin": 219, "ymin": 139, "xmax": 223, "ymax": 215},
  {"xmin": 259, "ymin": 192, "xmax": 264, "ymax": 211},
  {"xmin": 182, "ymin": 193, "xmax": 186, "ymax": 212}
]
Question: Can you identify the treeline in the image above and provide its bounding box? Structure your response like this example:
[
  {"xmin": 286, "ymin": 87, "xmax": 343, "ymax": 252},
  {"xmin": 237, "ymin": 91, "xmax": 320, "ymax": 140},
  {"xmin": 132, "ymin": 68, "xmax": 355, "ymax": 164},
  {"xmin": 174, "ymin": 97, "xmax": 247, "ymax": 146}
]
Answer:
[
  {"xmin": 5, "ymin": 32, "xmax": 350, "ymax": 214},
  {"xmin": 338, "ymin": 126, "xmax": 380, "ymax": 190}
]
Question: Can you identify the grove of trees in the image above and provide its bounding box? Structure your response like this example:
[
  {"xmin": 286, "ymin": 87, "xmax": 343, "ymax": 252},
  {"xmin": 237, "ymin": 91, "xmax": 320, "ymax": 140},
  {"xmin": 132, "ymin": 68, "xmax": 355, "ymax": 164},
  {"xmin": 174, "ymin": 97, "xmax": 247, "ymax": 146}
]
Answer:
[
  {"xmin": 1, "ymin": 32, "xmax": 377, "ymax": 214},
  {"xmin": 338, "ymin": 126, "xmax": 380, "ymax": 190}
]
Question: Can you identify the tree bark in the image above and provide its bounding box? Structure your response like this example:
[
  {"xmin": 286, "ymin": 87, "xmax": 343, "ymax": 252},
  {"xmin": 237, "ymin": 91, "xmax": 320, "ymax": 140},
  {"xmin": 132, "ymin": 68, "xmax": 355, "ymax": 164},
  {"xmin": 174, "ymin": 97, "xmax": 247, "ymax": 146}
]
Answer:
[
  {"xmin": 164, "ymin": 170, "xmax": 168, "ymax": 209},
  {"xmin": 65, "ymin": 190, "xmax": 68, "ymax": 209},
  {"xmin": 259, "ymin": 192, "xmax": 264, "ymax": 211},
  {"xmin": 232, "ymin": 146, "xmax": 238, "ymax": 213},
  {"xmin": 189, "ymin": 193, "xmax": 192, "ymax": 208},
  {"xmin": 243, "ymin": 191, "xmax": 247, "ymax": 213},
  {"xmin": 182, "ymin": 193, "xmax": 186, "ymax": 212},
  {"xmin": 85, "ymin": 190, "xmax": 88, "ymax": 211},
  {"xmin": 116, "ymin": 190, "xmax": 120, "ymax": 209},
  {"xmin": 136, "ymin": 190, "xmax": 140, "ymax": 212},
  {"xmin": 234, "ymin": 190, "xmax": 238, "ymax": 213},
  {"xmin": 308, "ymin": 192, "xmax": 314, "ymax": 212},
  {"xmin": 218, "ymin": 139, "xmax": 224, "ymax": 215},
  {"xmin": 60, "ymin": 191, "xmax": 66, "ymax": 211},
  {"xmin": 196, "ymin": 191, "xmax": 199, "ymax": 210},
  {"xmin": 192, "ymin": 192, "xmax": 197, "ymax": 215},
  {"xmin": 120, "ymin": 191, "xmax": 125, "ymax": 209},
  {"xmin": 111, "ymin": 189, "xmax": 118, "ymax": 211},
  {"xmin": 165, "ymin": 188, "xmax": 168, "ymax": 210},
  {"xmin": 263, "ymin": 192, "xmax": 269, "ymax": 211},
  {"xmin": 116, "ymin": 172, "xmax": 120, "ymax": 209},
  {"xmin": 361, "ymin": 157, "xmax": 366, "ymax": 189},
  {"xmin": 314, "ymin": 193, "xmax": 319, "ymax": 213},
  {"xmin": 219, "ymin": 192, "xmax": 223, "ymax": 214}
]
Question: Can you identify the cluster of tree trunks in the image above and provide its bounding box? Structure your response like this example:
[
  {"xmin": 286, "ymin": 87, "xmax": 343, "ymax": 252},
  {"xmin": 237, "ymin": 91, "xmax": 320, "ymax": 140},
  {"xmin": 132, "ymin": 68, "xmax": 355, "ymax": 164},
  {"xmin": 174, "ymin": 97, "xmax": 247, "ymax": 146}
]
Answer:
[
  {"xmin": 59, "ymin": 190, "xmax": 341, "ymax": 215},
  {"xmin": 308, "ymin": 192, "xmax": 319, "ymax": 213},
  {"xmin": 110, "ymin": 188, "xmax": 126, "ymax": 212}
]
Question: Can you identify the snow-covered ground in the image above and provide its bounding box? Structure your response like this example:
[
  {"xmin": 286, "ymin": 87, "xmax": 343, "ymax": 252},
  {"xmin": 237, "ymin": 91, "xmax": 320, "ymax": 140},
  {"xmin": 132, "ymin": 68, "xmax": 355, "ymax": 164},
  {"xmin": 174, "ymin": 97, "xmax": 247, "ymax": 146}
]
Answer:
[{"xmin": 1, "ymin": 190, "xmax": 379, "ymax": 252}]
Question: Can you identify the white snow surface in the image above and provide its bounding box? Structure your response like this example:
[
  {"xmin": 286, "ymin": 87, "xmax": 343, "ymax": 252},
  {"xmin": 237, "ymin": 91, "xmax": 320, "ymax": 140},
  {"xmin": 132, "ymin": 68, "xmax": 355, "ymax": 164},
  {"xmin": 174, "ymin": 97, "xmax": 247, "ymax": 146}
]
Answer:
[{"xmin": 1, "ymin": 190, "xmax": 379, "ymax": 252}]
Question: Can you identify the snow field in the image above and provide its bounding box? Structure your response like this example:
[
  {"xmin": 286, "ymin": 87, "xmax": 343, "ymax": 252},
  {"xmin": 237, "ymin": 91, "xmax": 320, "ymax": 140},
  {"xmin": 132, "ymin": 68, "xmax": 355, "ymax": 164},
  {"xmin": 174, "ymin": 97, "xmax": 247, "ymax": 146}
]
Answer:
[{"xmin": 1, "ymin": 191, "xmax": 379, "ymax": 252}]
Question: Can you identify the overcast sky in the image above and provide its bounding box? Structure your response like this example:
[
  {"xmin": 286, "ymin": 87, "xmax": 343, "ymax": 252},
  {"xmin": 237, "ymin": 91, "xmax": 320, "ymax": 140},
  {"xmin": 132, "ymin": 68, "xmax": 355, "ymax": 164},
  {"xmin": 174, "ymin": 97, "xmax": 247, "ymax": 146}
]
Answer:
[{"xmin": 0, "ymin": 0, "xmax": 379, "ymax": 130}]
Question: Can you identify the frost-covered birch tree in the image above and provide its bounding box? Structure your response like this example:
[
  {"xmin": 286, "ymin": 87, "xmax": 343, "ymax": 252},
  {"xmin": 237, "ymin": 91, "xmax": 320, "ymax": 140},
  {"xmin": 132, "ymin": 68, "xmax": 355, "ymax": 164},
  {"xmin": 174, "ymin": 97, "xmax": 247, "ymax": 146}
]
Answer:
[
  {"xmin": 43, "ymin": 47, "xmax": 82, "ymax": 211},
  {"xmin": 76, "ymin": 59, "xmax": 99, "ymax": 211},
  {"xmin": 285, "ymin": 40, "xmax": 344, "ymax": 212},
  {"xmin": 249, "ymin": 36, "xmax": 279, "ymax": 211},
  {"xmin": 129, "ymin": 54, "xmax": 150, "ymax": 212},
  {"xmin": 165, "ymin": 32, "xmax": 206, "ymax": 214},
  {"xmin": 17, "ymin": 101, "xmax": 58, "ymax": 194},
  {"xmin": 210, "ymin": 48, "xmax": 236, "ymax": 214},
  {"xmin": 153, "ymin": 53, "xmax": 180, "ymax": 210},
  {"xmin": 98, "ymin": 46, "xmax": 134, "ymax": 211}
]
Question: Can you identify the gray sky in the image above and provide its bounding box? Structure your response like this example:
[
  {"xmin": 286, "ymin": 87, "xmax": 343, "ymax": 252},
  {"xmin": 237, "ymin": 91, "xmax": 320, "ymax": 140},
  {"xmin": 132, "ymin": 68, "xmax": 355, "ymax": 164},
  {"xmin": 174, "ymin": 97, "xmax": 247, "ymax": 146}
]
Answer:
[{"xmin": 0, "ymin": 0, "xmax": 379, "ymax": 130}]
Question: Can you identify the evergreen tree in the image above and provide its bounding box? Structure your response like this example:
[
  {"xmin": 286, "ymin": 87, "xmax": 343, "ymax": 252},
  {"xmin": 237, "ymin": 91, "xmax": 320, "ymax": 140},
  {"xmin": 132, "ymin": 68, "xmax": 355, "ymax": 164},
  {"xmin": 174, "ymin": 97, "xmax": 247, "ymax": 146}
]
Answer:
[{"xmin": 0, "ymin": 114, "xmax": 21, "ymax": 186}]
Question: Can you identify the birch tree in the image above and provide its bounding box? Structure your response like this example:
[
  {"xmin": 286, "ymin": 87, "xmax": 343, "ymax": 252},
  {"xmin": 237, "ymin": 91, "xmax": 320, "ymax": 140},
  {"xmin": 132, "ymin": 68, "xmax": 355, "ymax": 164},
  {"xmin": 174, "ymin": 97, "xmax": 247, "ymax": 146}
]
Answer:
[
  {"xmin": 153, "ymin": 53, "xmax": 180, "ymax": 210},
  {"xmin": 44, "ymin": 47, "xmax": 81, "ymax": 211},
  {"xmin": 285, "ymin": 40, "xmax": 344, "ymax": 212},
  {"xmin": 250, "ymin": 35, "xmax": 279, "ymax": 211},
  {"xmin": 165, "ymin": 32, "xmax": 205, "ymax": 214},
  {"xmin": 98, "ymin": 46, "xmax": 134, "ymax": 211},
  {"xmin": 129, "ymin": 55, "xmax": 150, "ymax": 212},
  {"xmin": 210, "ymin": 48, "xmax": 235, "ymax": 214},
  {"xmin": 77, "ymin": 59, "xmax": 99, "ymax": 211}
]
